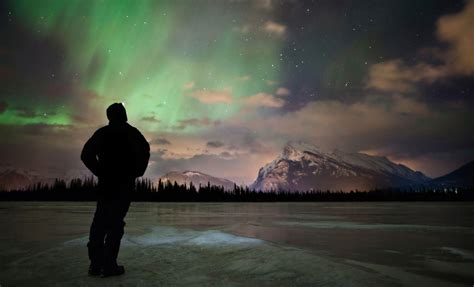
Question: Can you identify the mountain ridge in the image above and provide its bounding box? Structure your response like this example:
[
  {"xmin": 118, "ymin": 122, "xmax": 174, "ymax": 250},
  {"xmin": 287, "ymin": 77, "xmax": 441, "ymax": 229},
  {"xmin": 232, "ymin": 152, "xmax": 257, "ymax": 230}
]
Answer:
[
  {"xmin": 250, "ymin": 141, "xmax": 430, "ymax": 192},
  {"xmin": 156, "ymin": 170, "xmax": 236, "ymax": 191},
  {"xmin": 428, "ymin": 161, "xmax": 474, "ymax": 188}
]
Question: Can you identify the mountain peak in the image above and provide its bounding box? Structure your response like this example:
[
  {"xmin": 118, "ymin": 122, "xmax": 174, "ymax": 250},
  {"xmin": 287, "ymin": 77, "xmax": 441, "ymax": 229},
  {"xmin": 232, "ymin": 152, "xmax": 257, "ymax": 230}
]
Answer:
[
  {"xmin": 0, "ymin": 169, "xmax": 32, "ymax": 191},
  {"xmin": 183, "ymin": 170, "xmax": 207, "ymax": 177},
  {"xmin": 156, "ymin": 170, "xmax": 235, "ymax": 190},
  {"xmin": 251, "ymin": 143, "xmax": 430, "ymax": 192},
  {"xmin": 430, "ymin": 160, "xmax": 474, "ymax": 187},
  {"xmin": 285, "ymin": 140, "xmax": 325, "ymax": 152},
  {"xmin": 282, "ymin": 140, "xmax": 328, "ymax": 161}
]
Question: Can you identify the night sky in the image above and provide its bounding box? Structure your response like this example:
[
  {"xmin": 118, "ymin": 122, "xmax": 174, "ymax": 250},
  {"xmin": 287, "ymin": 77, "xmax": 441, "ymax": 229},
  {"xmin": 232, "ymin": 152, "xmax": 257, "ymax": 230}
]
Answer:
[{"xmin": 1, "ymin": 0, "xmax": 473, "ymax": 184}]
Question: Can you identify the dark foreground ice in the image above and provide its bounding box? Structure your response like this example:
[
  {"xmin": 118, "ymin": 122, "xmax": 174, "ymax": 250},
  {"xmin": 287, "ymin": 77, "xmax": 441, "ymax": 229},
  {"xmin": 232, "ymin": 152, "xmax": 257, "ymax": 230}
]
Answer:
[{"xmin": 0, "ymin": 202, "xmax": 473, "ymax": 286}]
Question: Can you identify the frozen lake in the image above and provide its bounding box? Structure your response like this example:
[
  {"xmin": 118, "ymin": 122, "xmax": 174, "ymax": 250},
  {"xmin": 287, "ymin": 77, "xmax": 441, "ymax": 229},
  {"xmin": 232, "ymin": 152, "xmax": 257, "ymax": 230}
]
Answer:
[{"xmin": 0, "ymin": 202, "xmax": 473, "ymax": 286}]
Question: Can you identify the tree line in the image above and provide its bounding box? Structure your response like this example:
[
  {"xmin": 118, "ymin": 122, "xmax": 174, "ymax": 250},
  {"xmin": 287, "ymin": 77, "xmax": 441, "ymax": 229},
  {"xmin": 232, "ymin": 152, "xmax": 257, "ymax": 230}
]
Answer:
[{"xmin": 0, "ymin": 177, "xmax": 472, "ymax": 201}]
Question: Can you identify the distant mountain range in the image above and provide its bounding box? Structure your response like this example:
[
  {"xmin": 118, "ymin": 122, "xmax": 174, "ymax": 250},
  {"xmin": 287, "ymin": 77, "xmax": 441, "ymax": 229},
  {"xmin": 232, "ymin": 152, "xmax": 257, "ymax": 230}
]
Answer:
[
  {"xmin": 0, "ymin": 142, "xmax": 472, "ymax": 192},
  {"xmin": 428, "ymin": 161, "xmax": 474, "ymax": 188},
  {"xmin": 0, "ymin": 170, "xmax": 33, "ymax": 191},
  {"xmin": 0, "ymin": 168, "xmax": 91, "ymax": 191},
  {"xmin": 156, "ymin": 171, "xmax": 236, "ymax": 191}
]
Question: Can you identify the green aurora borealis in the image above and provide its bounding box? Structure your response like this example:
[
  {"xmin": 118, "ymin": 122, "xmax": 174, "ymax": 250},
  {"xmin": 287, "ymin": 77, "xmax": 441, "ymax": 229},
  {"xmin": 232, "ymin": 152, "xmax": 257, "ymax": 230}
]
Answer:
[{"xmin": 2, "ymin": 0, "xmax": 282, "ymax": 129}]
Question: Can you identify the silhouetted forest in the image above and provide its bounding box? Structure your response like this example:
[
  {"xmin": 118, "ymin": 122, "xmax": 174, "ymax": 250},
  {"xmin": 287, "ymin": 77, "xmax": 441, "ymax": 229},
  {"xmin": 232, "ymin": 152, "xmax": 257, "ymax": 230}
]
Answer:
[{"xmin": 0, "ymin": 177, "xmax": 472, "ymax": 201}]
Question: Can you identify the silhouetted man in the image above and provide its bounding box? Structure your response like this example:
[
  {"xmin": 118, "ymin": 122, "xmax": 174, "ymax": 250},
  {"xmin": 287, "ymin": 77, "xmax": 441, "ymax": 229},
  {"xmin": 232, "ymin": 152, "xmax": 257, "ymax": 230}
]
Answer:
[{"xmin": 81, "ymin": 103, "xmax": 150, "ymax": 277}]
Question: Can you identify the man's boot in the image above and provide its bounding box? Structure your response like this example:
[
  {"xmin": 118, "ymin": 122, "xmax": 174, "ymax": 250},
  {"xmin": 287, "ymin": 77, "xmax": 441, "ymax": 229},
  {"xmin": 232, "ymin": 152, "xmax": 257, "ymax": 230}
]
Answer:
[
  {"xmin": 102, "ymin": 229, "xmax": 125, "ymax": 277},
  {"xmin": 101, "ymin": 264, "xmax": 125, "ymax": 277},
  {"xmin": 87, "ymin": 241, "xmax": 104, "ymax": 276}
]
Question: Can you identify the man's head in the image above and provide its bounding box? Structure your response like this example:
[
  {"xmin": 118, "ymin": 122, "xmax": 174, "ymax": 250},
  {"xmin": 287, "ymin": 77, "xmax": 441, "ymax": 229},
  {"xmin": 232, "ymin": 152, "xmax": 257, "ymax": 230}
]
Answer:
[{"xmin": 106, "ymin": 103, "xmax": 128, "ymax": 123}]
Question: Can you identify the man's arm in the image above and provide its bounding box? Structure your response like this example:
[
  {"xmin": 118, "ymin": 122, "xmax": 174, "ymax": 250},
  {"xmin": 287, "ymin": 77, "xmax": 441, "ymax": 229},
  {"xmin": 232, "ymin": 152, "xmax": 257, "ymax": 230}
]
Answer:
[
  {"xmin": 81, "ymin": 131, "xmax": 102, "ymax": 177},
  {"xmin": 134, "ymin": 129, "xmax": 150, "ymax": 177}
]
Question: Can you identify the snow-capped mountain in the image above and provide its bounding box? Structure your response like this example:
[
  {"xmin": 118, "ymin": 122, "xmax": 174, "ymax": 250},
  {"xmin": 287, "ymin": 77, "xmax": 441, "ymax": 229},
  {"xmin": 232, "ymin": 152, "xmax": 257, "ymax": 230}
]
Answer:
[
  {"xmin": 54, "ymin": 168, "xmax": 94, "ymax": 183},
  {"xmin": 0, "ymin": 169, "xmax": 33, "ymax": 191},
  {"xmin": 0, "ymin": 167, "xmax": 94, "ymax": 191},
  {"xmin": 156, "ymin": 171, "xmax": 236, "ymax": 191},
  {"xmin": 250, "ymin": 141, "xmax": 430, "ymax": 192}
]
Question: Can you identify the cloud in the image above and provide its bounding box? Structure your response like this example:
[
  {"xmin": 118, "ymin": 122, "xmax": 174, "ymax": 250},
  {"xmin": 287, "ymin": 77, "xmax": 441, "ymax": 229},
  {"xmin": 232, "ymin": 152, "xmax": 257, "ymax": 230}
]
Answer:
[
  {"xmin": 187, "ymin": 89, "xmax": 233, "ymax": 104},
  {"xmin": 235, "ymin": 75, "xmax": 250, "ymax": 81},
  {"xmin": 233, "ymin": 25, "xmax": 251, "ymax": 34},
  {"xmin": 255, "ymin": 0, "xmax": 274, "ymax": 10},
  {"xmin": 13, "ymin": 107, "xmax": 38, "ymax": 118},
  {"xmin": 240, "ymin": 133, "xmax": 268, "ymax": 154},
  {"xmin": 243, "ymin": 92, "xmax": 285, "ymax": 108},
  {"xmin": 367, "ymin": 1, "xmax": 474, "ymax": 93},
  {"xmin": 437, "ymin": 0, "xmax": 474, "ymax": 74},
  {"xmin": 266, "ymin": 80, "xmax": 278, "ymax": 86},
  {"xmin": 5, "ymin": 106, "xmax": 60, "ymax": 119},
  {"xmin": 147, "ymin": 134, "xmax": 210, "ymax": 160},
  {"xmin": 0, "ymin": 101, "xmax": 7, "ymax": 113},
  {"xmin": 151, "ymin": 137, "xmax": 171, "ymax": 145},
  {"xmin": 206, "ymin": 140, "xmax": 225, "ymax": 148},
  {"xmin": 366, "ymin": 60, "xmax": 448, "ymax": 93},
  {"xmin": 176, "ymin": 117, "xmax": 221, "ymax": 129},
  {"xmin": 141, "ymin": 116, "xmax": 160, "ymax": 123},
  {"xmin": 182, "ymin": 81, "xmax": 195, "ymax": 90},
  {"xmin": 275, "ymin": 87, "xmax": 290, "ymax": 96},
  {"xmin": 0, "ymin": 123, "xmax": 93, "ymax": 176},
  {"xmin": 238, "ymin": 96, "xmax": 473, "ymax": 176},
  {"xmin": 146, "ymin": 151, "xmax": 272, "ymax": 185},
  {"xmin": 262, "ymin": 21, "xmax": 287, "ymax": 37},
  {"xmin": 391, "ymin": 95, "xmax": 431, "ymax": 116},
  {"xmin": 219, "ymin": 151, "xmax": 235, "ymax": 159},
  {"xmin": 141, "ymin": 125, "xmax": 281, "ymax": 183}
]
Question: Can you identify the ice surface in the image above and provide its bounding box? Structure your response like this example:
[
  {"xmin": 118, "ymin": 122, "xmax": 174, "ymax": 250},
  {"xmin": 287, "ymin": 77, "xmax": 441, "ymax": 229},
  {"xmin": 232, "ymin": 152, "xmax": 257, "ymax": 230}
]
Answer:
[
  {"xmin": 2, "ymin": 227, "xmax": 403, "ymax": 287},
  {"xmin": 0, "ymin": 202, "xmax": 473, "ymax": 286},
  {"xmin": 346, "ymin": 260, "xmax": 461, "ymax": 287},
  {"xmin": 275, "ymin": 220, "xmax": 474, "ymax": 232}
]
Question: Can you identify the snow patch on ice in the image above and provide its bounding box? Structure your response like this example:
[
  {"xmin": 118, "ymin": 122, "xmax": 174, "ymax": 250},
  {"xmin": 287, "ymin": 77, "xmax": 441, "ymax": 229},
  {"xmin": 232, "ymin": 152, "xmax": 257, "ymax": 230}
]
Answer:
[
  {"xmin": 186, "ymin": 230, "xmax": 262, "ymax": 245},
  {"xmin": 64, "ymin": 226, "xmax": 262, "ymax": 247},
  {"xmin": 440, "ymin": 247, "xmax": 474, "ymax": 260}
]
